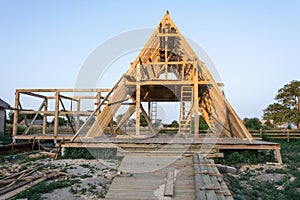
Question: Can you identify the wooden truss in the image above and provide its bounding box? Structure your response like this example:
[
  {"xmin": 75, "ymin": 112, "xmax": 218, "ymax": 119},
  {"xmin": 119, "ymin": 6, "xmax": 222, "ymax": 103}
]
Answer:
[{"xmin": 71, "ymin": 12, "xmax": 253, "ymax": 141}]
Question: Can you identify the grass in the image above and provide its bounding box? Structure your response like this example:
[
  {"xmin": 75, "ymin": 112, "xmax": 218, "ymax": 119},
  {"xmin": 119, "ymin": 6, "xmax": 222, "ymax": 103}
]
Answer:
[
  {"xmin": 216, "ymin": 149, "xmax": 275, "ymax": 167},
  {"xmin": 224, "ymin": 138, "xmax": 300, "ymax": 200},
  {"xmin": 62, "ymin": 147, "xmax": 121, "ymax": 160},
  {"xmin": 0, "ymin": 131, "xmax": 12, "ymax": 144},
  {"xmin": 12, "ymin": 178, "xmax": 81, "ymax": 200}
]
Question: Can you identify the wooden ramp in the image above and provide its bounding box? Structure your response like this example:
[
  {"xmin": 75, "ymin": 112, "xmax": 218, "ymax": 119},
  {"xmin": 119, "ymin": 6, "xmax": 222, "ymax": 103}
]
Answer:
[{"xmin": 105, "ymin": 154, "xmax": 233, "ymax": 200}]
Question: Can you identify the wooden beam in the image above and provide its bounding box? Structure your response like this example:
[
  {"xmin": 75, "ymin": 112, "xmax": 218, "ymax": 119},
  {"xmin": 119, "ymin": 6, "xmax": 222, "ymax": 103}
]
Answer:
[
  {"xmin": 115, "ymin": 105, "xmax": 136, "ymax": 132},
  {"xmin": 125, "ymin": 80, "xmax": 212, "ymax": 85},
  {"xmin": 47, "ymin": 96, "xmax": 98, "ymax": 100},
  {"xmin": 24, "ymin": 100, "xmax": 45, "ymax": 135},
  {"xmin": 164, "ymin": 171, "xmax": 174, "ymax": 197},
  {"xmin": 58, "ymin": 94, "xmax": 79, "ymax": 102},
  {"xmin": 71, "ymin": 77, "xmax": 125, "ymax": 141},
  {"xmin": 136, "ymin": 63, "xmax": 141, "ymax": 136},
  {"xmin": 194, "ymin": 67, "xmax": 199, "ymax": 140},
  {"xmin": 275, "ymin": 147, "xmax": 283, "ymax": 165},
  {"xmin": 58, "ymin": 97, "xmax": 76, "ymax": 134},
  {"xmin": 76, "ymin": 99, "xmax": 81, "ymax": 131},
  {"xmin": 16, "ymin": 88, "xmax": 110, "ymax": 93},
  {"xmin": 20, "ymin": 92, "xmax": 47, "ymax": 99},
  {"xmin": 12, "ymin": 91, "xmax": 20, "ymax": 142},
  {"xmin": 19, "ymin": 110, "xmax": 93, "ymax": 116},
  {"xmin": 95, "ymin": 92, "xmax": 101, "ymax": 118},
  {"xmin": 140, "ymin": 103, "xmax": 157, "ymax": 136},
  {"xmin": 60, "ymin": 142, "xmax": 118, "ymax": 148},
  {"xmin": 42, "ymin": 99, "xmax": 48, "ymax": 134},
  {"xmin": 53, "ymin": 92, "xmax": 60, "ymax": 138}
]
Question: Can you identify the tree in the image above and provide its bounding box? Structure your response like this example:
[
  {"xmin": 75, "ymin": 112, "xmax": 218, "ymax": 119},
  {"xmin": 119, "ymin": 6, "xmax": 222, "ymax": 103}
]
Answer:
[
  {"xmin": 170, "ymin": 120, "xmax": 179, "ymax": 128},
  {"xmin": 140, "ymin": 113, "xmax": 148, "ymax": 127},
  {"xmin": 51, "ymin": 117, "xmax": 67, "ymax": 127},
  {"xmin": 263, "ymin": 80, "xmax": 300, "ymax": 129},
  {"xmin": 243, "ymin": 117, "xmax": 262, "ymax": 130},
  {"xmin": 199, "ymin": 116, "xmax": 209, "ymax": 130},
  {"xmin": 7, "ymin": 111, "xmax": 43, "ymax": 124},
  {"xmin": 115, "ymin": 114, "xmax": 124, "ymax": 124}
]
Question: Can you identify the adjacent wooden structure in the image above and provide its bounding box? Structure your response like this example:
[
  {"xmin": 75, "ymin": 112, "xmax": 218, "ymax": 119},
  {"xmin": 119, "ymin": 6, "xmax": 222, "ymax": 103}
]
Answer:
[{"xmin": 12, "ymin": 89, "xmax": 110, "ymax": 142}]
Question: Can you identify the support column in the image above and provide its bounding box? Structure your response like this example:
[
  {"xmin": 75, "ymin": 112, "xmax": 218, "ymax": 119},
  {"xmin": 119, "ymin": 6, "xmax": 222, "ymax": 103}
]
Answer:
[
  {"xmin": 12, "ymin": 91, "xmax": 20, "ymax": 143},
  {"xmin": 42, "ymin": 99, "xmax": 48, "ymax": 134},
  {"xmin": 54, "ymin": 92, "xmax": 60, "ymax": 140},
  {"xmin": 76, "ymin": 99, "xmax": 81, "ymax": 131},
  {"xmin": 136, "ymin": 62, "xmax": 141, "ymax": 136},
  {"xmin": 148, "ymin": 101, "xmax": 151, "ymax": 118},
  {"xmin": 193, "ymin": 66, "xmax": 199, "ymax": 140},
  {"xmin": 96, "ymin": 92, "xmax": 101, "ymax": 118}
]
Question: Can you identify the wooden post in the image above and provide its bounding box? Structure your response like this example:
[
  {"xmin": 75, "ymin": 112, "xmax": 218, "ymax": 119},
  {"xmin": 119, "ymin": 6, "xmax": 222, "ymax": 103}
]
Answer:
[
  {"xmin": 275, "ymin": 146, "xmax": 283, "ymax": 165},
  {"xmin": 287, "ymin": 129, "xmax": 290, "ymax": 142},
  {"xmin": 12, "ymin": 91, "xmax": 20, "ymax": 143},
  {"xmin": 136, "ymin": 62, "xmax": 141, "ymax": 136},
  {"xmin": 96, "ymin": 92, "xmax": 101, "ymax": 117},
  {"xmin": 54, "ymin": 92, "xmax": 60, "ymax": 140},
  {"xmin": 148, "ymin": 101, "xmax": 151, "ymax": 118},
  {"xmin": 76, "ymin": 99, "xmax": 81, "ymax": 131},
  {"xmin": 42, "ymin": 99, "xmax": 48, "ymax": 134},
  {"xmin": 259, "ymin": 128, "xmax": 262, "ymax": 138},
  {"xmin": 193, "ymin": 66, "xmax": 199, "ymax": 140}
]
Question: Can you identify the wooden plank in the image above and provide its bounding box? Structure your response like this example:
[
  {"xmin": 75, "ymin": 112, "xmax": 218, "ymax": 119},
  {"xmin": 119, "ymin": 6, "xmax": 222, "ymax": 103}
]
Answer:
[
  {"xmin": 164, "ymin": 171, "xmax": 174, "ymax": 197},
  {"xmin": 193, "ymin": 154, "xmax": 207, "ymax": 200},
  {"xmin": 16, "ymin": 88, "xmax": 110, "ymax": 93},
  {"xmin": 0, "ymin": 172, "xmax": 60, "ymax": 199}
]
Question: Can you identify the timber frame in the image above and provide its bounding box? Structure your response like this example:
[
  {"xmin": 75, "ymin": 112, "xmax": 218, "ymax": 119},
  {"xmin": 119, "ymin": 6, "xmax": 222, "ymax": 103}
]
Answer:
[
  {"xmin": 11, "ymin": 12, "xmax": 282, "ymax": 164},
  {"xmin": 70, "ymin": 11, "xmax": 253, "ymax": 142}
]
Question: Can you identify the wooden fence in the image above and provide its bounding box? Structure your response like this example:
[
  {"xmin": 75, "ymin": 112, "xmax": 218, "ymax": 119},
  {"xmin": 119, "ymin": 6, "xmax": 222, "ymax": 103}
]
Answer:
[{"xmin": 160, "ymin": 127, "xmax": 300, "ymax": 141}]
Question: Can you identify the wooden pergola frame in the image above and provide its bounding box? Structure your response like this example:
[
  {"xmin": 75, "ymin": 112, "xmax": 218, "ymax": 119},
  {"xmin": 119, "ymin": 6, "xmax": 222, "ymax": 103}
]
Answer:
[{"xmin": 12, "ymin": 88, "xmax": 110, "ymax": 142}]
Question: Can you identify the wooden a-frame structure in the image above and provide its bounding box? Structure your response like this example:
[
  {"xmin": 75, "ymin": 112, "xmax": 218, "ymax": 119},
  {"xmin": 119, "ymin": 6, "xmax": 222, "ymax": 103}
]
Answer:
[{"xmin": 71, "ymin": 12, "xmax": 253, "ymax": 142}]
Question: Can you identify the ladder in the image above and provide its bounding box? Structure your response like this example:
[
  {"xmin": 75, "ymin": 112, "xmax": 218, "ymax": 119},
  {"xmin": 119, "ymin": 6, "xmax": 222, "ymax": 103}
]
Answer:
[
  {"xmin": 151, "ymin": 102, "xmax": 158, "ymax": 126},
  {"xmin": 178, "ymin": 86, "xmax": 193, "ymax": 136}
]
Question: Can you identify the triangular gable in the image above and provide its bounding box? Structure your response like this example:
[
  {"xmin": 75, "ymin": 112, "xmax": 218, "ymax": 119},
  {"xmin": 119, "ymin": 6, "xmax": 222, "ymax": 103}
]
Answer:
[{"xmin": 71, "ymin": 12, "xmax": 253, "ymax": 142}]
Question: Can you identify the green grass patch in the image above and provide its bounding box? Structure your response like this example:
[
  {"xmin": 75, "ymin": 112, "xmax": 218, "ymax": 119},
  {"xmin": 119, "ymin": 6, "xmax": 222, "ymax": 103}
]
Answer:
[
  {"xmin": 12, "ymin": 178, "xmax": 81, "ymax": 200},
  {"xmin": 62, "ymin": 148, "xmax": 119, "ymax": 159},
  {"xmin": 224, "ymin": 138, "xmax": 300, "ymax": 200},
  {"xmin": 217, "ymin": 150, "xmax": 275, "ymax": 167}
]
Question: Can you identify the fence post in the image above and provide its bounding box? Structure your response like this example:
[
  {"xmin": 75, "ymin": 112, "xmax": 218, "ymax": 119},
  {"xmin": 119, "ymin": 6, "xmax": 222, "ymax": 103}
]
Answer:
[
  {"xmin": 259, "ymin": 128, "xmax": 262, "ymax": 138},
  {"xmin": 287, "ymin": 129, "xmax": 290, "ymax": 142}
]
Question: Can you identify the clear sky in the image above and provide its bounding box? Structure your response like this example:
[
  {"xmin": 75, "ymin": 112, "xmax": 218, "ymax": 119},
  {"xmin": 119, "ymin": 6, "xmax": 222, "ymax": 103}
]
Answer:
[{"xmin": 0, "ymin": 0, "xmax": 299, "ymax": 122}]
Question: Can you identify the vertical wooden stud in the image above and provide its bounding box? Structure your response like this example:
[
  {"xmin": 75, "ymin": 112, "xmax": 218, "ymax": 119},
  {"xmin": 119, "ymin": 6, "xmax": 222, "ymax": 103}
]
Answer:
[{"xmin": 12, "ymin": 91, "xmax": 20, "ymax": 143}]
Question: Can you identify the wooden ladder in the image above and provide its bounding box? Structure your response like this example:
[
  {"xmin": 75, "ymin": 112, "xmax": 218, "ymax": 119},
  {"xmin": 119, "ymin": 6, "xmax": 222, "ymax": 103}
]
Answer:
[
  {"xmin": 151, "ymin": 102, "xmax": 157, "ymax": 126},
  {"xmin": 178, "ymin": 86, "xmax": 193, "ymax": 136}
]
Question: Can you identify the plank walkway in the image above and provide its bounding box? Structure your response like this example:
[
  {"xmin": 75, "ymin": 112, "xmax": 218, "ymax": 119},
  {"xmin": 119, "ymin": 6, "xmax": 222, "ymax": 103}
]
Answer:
[{"xmin": 105, "ymin": 154, "xmax": 233, "ymax": 200}]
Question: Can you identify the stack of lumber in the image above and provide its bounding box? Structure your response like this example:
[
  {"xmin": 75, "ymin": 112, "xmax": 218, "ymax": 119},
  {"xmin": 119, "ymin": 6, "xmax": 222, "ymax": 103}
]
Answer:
[
  {"xmin": 0, "ymin": 167, "xmax": 64, "ymax": 199},
  {"xmin": 193, "ymin": 154, "xmax": 233, "ymax": 200}
]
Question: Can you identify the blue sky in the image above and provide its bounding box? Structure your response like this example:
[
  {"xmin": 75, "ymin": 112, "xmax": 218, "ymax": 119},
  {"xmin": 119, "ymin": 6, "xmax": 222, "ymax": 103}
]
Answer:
[{"xmin": 0, "ymin": 0, "xmax": 299, "ymax": 122}]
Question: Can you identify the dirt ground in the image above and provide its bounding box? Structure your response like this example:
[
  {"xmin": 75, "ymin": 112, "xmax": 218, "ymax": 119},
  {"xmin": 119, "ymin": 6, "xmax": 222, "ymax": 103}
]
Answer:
[
  {"xmin": 0, "ymin": 153, "xmax": 120, "ymax": 200},
  {"xmin": 40, "ymin": 159, "xmax": 119, "ymax": 199}
]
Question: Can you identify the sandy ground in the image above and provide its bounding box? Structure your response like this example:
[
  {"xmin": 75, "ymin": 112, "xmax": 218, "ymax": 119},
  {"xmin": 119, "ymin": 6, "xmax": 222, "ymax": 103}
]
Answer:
[
  {"xmin": 0, "ymin": 155, "xmax": 120, "ymax": 200},
  {"xmin": 40, "ymin": 159, "xmax": 120, "ymax": 199}
]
